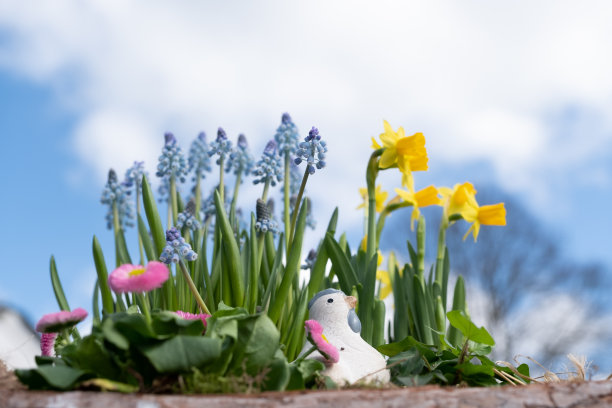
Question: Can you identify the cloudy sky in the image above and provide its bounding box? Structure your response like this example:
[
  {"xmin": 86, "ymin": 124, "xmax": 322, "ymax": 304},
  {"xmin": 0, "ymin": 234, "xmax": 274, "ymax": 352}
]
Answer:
[{"xmin": 1, "ymin": 1, "xmax": 611, "ymax": 370}]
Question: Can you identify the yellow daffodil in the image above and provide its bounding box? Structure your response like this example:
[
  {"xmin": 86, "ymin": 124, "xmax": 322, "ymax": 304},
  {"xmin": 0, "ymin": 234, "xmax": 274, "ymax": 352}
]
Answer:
[
  {"xmin": 371, "ymin": 120, "xmax": 428, "ymax": 191},
  {"xmin": 439, "ymin": 182, "xmax": 506, "ymax": 241},
  {"xmin": 357, "ymin": 184, "xmax": 389, "ymax": 213},
  {"xmin": 394, "ymin": 185, "xmax": 442, "ymax": 229},
  {"xmin": 376, "ymin": 270, "xmax": 392, "ymax": 300}
]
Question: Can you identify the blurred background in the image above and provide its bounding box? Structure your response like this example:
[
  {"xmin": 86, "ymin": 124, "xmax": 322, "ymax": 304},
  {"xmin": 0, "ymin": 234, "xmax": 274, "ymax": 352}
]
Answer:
[{"xmin": 1, "ymin": 1, "xmax": 611, "ymax": 377}]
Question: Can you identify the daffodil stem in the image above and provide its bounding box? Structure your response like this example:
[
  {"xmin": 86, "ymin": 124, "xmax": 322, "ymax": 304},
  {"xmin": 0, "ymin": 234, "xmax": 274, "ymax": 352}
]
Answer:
[
  {"xmin": 170, "ymin": 175, "xmax": 178, "ymax": 226},
  {"xmin": 283, "ymin": 154, "xmax": 290, "ymax": 256},
  {"xmin": 365, "ymin": 151, "xmax": 381, "ymax": 263},
  {"xmin": 138, "ymin": 292, "xmax": 152, "ymax": 325},
  {"xmin": 290, "ymin": 168, "xmax": 309, "ymax": 244},
  {"xmin": 434, "ymin": 218, "xmax": 446, "ymax": 287},
  {"xmin": 178, "ymin": 258, "xmax": 211, "ymax": 315}
]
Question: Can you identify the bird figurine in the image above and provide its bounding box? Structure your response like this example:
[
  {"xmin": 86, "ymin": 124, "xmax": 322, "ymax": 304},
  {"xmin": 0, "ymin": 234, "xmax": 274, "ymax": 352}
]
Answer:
[{"xmin": 299, "ymin": 288, "xmax": 390, "ymax": 385}]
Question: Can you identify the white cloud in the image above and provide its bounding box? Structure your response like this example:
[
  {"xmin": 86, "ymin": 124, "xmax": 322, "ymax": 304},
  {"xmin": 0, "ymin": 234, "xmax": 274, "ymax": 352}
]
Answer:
[{"xmin": 1, "ymin": 0, "xmax": 611, "ymax": 227}]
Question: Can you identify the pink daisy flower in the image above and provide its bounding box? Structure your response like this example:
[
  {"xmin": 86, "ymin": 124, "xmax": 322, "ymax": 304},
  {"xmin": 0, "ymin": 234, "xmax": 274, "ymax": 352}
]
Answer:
[
  {"xmin": 304, "ymin": 319, "xmax": 339, "ymax": 364},
  {"xmin": 35, "ymin": 308, "xmax": 88, "ymax": 333},
  {"xmin": 175, "ymin": 311, "xmax": 211, "ymax": 330},
  {"xmin": 108, "ymin": 261, "xmax": 169, "ymax": 293},
  {"xmin": 40, "ymin": 332, "xmax": 57, "ymax": 356}
]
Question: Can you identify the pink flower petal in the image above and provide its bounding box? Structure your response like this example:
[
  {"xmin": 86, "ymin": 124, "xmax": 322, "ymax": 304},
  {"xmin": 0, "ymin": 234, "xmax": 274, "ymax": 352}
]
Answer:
[
  {"xmin": 175, "ymin": 310, "xmax": 211, "ymax": 329},
  {"xmin": 40, "ymin": 333, "xmax": 57, "ymax": 356},
  {"xmin": 35, "ymin": 308, "xmax": 88, "ymax": 333},
  {"xmin": 108, "ymin": 261, "xmax": 169, "ymax": 293},
  {"xmin": 305, "ymin": 319, "xmax": 339, "ymax": 364}
]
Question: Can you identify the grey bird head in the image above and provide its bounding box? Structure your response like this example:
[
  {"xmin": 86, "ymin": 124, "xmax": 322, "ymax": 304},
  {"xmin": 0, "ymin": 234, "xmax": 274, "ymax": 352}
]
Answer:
[{"xmin": 308, "ymin": 289, "xmax": 361, "ymax": 333}]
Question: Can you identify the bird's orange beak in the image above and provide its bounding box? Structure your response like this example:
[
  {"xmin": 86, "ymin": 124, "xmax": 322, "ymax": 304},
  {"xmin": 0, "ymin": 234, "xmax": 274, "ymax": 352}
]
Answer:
[{"xmin": 345, "ymin": 295, "xmax": 357, "ymax": 309}]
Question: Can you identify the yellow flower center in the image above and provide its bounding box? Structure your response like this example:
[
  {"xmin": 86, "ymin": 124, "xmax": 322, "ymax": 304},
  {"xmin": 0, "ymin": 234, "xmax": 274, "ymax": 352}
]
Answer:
[
  {"xmin": 128, "ymin": 268, "xmax": 146, "ymax": 277},
  {"xmin": 321, "ymin": 333, "xmax": 330, "ymax": 344}
]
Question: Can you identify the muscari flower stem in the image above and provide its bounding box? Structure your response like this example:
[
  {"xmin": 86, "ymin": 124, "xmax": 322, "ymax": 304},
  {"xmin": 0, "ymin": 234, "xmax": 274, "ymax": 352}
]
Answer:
[
  {"xmin": 170, "ymin": 175, "xmax": 179, "ymax": 226},
  {"xmin": 290, "ymin": 167, "xmax": 309, "ymax": 244},
  {"xmin": 136, "ymin": 179, "xmax": 145, "ymax": 265},
  {"xmin": 230, "ymin": 166, "xmax": 243, "ymax": 220},
  {"xmin": 283, "ymin": 154, "xmax": 291, "ymax": 255},
  {"xmin": 194, "ymin": 176, "xmax": 202, "ymax": 222},
  {"xmin": 261, "ymin": 179, "xmax": 271, "ymax": 202},
  {"xmin": 219, "ymin": 157, "xmax": 225, "ymax": 204},
  {"xmin": 178, "ymin": 258, "xmax": 211, "ymax": 315}
]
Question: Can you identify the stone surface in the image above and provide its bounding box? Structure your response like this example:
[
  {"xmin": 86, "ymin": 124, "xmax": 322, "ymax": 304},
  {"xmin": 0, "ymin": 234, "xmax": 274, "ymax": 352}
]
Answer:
[{"xmin": 3, "ymin": 381, "xmax": 612, "ymax": 408}]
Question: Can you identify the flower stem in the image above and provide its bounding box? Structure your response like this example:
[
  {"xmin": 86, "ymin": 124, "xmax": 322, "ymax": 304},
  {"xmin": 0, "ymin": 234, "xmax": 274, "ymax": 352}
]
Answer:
[
  {"xmin": 136, "ymin": 180, "xmax": 144, "ymax": 265},
  {"xmin": 292, "ymin": 345, "xmax": 317, "ymax": 365},
  {"xmin": 283, "ymin": 154, "xmax": 290, "ymax": 255},
  {"xmin": 194, "ymin": 175, "xmax": 202, "ymax": 222},
  {"xmin": 290, "ymin": 168, "xmax": 309, "ymax": 244},
  {"xmin": 138, "ymin": 292, "xmax": 152, "ymax": 325},
  {"xmin": 261, "ymin": 179, "xmax": 270, "ymax": 202},
  {"xmin": 230, "ymin": 167, "xmax": 243, "ymax": 219},
  {"xmin": 219, "ymin": 157, "xmax": 225, "ymax": 204},
  {"xmin": 178, "ymin": 258, "xmax": 211, "ymax": 315},
  {"xmin": 170, "ymin": 175, "xmax": 178, "ymax": 226}
]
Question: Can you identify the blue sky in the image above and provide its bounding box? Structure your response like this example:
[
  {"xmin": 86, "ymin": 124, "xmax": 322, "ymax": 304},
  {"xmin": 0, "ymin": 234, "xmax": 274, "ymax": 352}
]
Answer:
[{"xmin": 1, "ymin": 1, "xmax": 611, "ymax": 371}]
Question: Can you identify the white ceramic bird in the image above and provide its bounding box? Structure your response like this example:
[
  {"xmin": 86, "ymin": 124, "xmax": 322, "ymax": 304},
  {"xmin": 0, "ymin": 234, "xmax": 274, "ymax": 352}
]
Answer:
[{"xmin": 299, "ymin": 289, "xmax": 390, "ymax": 385}]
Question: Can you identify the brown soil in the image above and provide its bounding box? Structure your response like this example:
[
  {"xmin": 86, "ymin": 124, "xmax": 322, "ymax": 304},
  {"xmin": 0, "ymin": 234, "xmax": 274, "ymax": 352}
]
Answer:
[
  {"xmin": 2, "ymin": 380, "xmax": 612, "ymax": 408},
  {"xmin": 0, "ymin": 361, "xmax": 25, "ymax": 393}
]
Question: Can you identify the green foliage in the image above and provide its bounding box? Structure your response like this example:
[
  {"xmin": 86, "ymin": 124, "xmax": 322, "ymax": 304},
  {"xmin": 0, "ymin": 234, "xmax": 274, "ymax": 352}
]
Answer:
[
  {"xmin": 32, "ymin": 122, "xmax": 516, "ymax": 394},
  {"xmin": 17, "ymin": 306, "xmax": 325, "ymax": 392}
]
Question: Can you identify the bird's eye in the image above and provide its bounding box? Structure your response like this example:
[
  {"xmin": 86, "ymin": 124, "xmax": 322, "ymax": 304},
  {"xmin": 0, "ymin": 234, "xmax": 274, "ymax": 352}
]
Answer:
[{"xmin": 327, "ymin": 298, "xmax": 334, "ymax": 303}]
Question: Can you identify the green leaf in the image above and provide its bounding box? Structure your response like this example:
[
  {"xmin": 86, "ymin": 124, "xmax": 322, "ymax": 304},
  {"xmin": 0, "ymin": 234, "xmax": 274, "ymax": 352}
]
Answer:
[
  {"xmin": 142, "ymin": 174, "xmax": 166, "ymax": 257},
  {"xmin": 114, "ymin": 228, "xmax": 133, "ymax": 266},
  {"xmin": 60, "ymin": 336, "xmax": 121, "ymax": 380},
  {"xmin": 49, "ymin": 256, "xmax": 70, "ymax": 311},
  {"xmin": 323, "ymin": 232, "xmax": 359, "ymax": 295},
  {"xmin": 15, "ymin": 365, "xmax": 89, "ymax": 390},
  {"xmin": 141, "ymin": 336, "xmax": 222, "ymax": 373},
  {"xmin": 214, "ymin": 190, "xmax": 244, "ymax": 306},
  {"xmin": 151, "ymin": 311, "xmax": 205, "ymax": 336},
  {"xmin": 92, "ymin": 235, "xmax": 114, "ymax": 315},
  {"xmin": 137, "ymin": 214, "xmax": 156, "ymax": 262},
  {"xmin": 446, "ymin": 310, "xmax": 495, "ymax": 346},
  {"xmin": 307, "ymin": 208, "xmax": 338, "ymax": 299},
  {"xmin": 262, "ymin": 350, "xmax": 292, "ymax": 391},
  {"xmin": 268, "ymin": 201, "xmax": 308, "ymax": 323},
  {"xmin": 377, "ymin": 335, "xmax": 436, "ymax": 360},
  {"xmin": 79, "ymin": 378, "xmax": 139, "ymax": 393},
  {"xmin": 231, "ymin": 314, "xmax": 281, "ymax": 375}
]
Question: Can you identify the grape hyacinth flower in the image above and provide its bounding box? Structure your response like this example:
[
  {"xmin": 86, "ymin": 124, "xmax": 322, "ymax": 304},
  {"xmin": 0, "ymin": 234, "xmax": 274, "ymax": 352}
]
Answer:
[
  {"xmin": 101, "ymin": 169, "xmax": 135, "ymax": 230},
  {"xmin": 156, "ymin": 132, "xmax": 188, "ymax": 182},
  {"xmin": 160, "ymin": 228, "xmax": 211, "ymax": 314},
  {"xmin": 295, "ymin": 127, "xmax": 328, "ymax": 175},
  {"xmin": 252, "ymin": 140, "xmax": 283, "ymax": 187},
  {"xmin": 40, "ymin": 332, "xmax": 57, "ymax": 357},
  {"xmin": 255, "ymin": 198, "xmax": 278, "ymax": 235},
  {"xmin": 301, "ymin": 249, "xmax": 317, "ymax": 270},
  {"xmin": 122, "ymin": 161, "xmax": 148, "ymax": 196},
  {"xmin": 274, "ymin": 112, "xmax": 300, "ymax": 155},
  {"xmin": 176, "ymin": 200, "xmax": 201, "ymax": 232},
  {"xmin": 108, "ymin": 262, "xmax": 170, "ymax": 293},
  {"xmin": 188, "ymin": 131, "xmax": 212, "ymax": 181},
  {"xmin": 208, "ymin": 127, "xmax": 233, "ymax": 165},
  {"xmin": 226, "ymin": 134, "xmax": 255, "ymax": 177},
  {"xmin": 159, "ymin": 227, "xmax": 198, "ymax": 263},
  {"xmin": 36, "ymin": 308, "xmax": 88, "ymax": 333}
]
